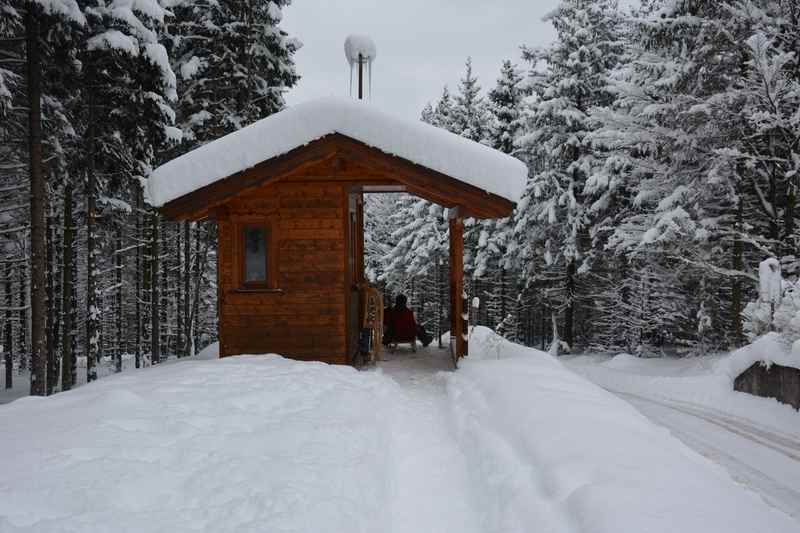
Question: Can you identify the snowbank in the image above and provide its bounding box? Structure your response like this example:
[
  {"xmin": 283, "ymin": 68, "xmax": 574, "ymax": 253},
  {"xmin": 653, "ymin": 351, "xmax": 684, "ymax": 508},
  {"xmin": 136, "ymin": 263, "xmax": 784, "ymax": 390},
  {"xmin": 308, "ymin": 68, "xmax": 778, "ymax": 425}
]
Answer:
[
  {"xmin": 600, "ymin": 352, "xmax": 641, "ymax": 370},
  {"xmin": 0, "ymin": 356, "xmax": 401, "ymax": 533},
  {"xmin": 451, "ymin": 327, "xmax": 797, "ymax": 533},
  {"xmin": 147, "ymin": 97, "xmax": 528, "ymax": 207}
]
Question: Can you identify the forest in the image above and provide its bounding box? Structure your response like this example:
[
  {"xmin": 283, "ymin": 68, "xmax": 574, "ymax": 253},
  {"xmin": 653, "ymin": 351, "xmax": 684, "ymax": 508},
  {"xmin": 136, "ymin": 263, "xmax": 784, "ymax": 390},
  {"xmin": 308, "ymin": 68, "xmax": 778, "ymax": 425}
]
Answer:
[
  {"xmin": 370, "ymin": 0, "xmax": 800, "ymax": 359},
  {"xmin": 2, "ymin": 0, "xmax": 799, "ymax": 396}
]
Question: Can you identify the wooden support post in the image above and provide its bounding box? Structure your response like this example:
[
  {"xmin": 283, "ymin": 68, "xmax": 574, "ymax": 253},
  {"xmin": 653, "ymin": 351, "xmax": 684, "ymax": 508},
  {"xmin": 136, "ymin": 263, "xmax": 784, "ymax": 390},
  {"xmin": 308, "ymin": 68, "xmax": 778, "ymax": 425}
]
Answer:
[{"xmin": 449, "ymin": 209, "xmax": 465, "ymax": 365}]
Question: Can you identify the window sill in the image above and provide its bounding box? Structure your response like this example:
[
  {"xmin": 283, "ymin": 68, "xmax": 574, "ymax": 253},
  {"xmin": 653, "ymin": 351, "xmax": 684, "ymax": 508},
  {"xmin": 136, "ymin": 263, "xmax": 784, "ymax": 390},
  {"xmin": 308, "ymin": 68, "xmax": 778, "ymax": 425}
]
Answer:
[{"xmin": 233, "ymin": 287, "xmax": 284, "ymax": 294}]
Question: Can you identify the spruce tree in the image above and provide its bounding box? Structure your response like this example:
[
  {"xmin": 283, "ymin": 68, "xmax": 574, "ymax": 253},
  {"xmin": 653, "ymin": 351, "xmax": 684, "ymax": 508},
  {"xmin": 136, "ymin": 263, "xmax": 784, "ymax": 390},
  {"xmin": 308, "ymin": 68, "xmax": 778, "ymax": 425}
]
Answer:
[
  {"xmin": 589, "ymin": 0, "xmax": 775, "ymax": 349},
  {"xmin": 451, "ymin": 57, "xmax": 489, "ymax": 143},
  {"xmin": 487, "ymin": 60, "xmax": 524, "ymax": 155},
  {"xmin": 476, "ymin": 60, "xmax": 525, "ymax": 336},
  {"xmin": 166, "ymin": 0, "xmax": 300, "ymax": 145},
  {"xmin": 513, "ymin": 0, "xmax": 624, "ymax": 349},
  {"xmin": 432, "ymin": 85, "xmax": 454, "ymax": 130}
]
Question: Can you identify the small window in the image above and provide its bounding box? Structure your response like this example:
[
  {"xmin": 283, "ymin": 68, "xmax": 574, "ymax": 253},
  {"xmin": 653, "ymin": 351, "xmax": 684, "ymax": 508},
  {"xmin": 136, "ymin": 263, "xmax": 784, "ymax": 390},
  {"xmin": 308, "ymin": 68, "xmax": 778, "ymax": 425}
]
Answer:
[{"xmin": 241, "ymin": 225, "xmax": 269, "ymax": 286}]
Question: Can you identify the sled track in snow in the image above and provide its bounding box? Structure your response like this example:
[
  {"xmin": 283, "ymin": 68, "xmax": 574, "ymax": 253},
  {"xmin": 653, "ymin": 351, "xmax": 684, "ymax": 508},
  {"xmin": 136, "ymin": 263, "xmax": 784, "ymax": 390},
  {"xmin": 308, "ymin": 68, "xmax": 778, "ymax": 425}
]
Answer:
[
  {"xmin": 609, "ymin": 389, "xmax": 800, "ymax": 521},
  {"xmin": 610, "ymin": 390, "xmax": 800, "ymax": 462}
]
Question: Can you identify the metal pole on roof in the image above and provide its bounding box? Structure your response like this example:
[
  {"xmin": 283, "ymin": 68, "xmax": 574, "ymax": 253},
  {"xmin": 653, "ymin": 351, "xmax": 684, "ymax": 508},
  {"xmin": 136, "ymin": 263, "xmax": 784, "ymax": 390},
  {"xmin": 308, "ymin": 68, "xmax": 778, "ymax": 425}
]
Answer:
[
  {"xmin": 345, "ymin": 35, "xmax": 376, "ymax": 101},
  {"xmin": 358, "ymin": 53, "xmax": 364, "ymax": 100}
]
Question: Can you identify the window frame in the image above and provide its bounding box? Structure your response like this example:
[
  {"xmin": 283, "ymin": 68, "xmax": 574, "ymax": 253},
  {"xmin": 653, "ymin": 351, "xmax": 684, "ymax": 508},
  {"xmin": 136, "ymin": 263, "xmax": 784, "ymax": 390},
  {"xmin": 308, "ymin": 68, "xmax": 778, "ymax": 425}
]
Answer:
[{"xmin": 239, "ymin": 223, "xmax": 273, "ymax": 290}]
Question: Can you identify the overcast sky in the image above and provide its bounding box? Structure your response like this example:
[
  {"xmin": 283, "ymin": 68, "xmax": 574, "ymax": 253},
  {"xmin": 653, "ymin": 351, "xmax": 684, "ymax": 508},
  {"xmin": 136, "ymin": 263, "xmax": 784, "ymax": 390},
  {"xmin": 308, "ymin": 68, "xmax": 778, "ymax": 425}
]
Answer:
[{"xmin": 281, "ymin": 1, "xmax": 560, "ymax": 120}]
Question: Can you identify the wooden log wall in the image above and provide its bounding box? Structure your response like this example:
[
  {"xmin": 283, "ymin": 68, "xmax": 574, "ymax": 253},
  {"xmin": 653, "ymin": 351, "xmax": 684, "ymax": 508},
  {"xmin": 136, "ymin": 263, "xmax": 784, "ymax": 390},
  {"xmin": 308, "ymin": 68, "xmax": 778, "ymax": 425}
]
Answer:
[
  {"xmin": 734, "ymin": 362, "xmax": 800, "ymax": 410},
  {"xmin": 217, "ymin": 180, "xmax": 348, "ymax": 364}
]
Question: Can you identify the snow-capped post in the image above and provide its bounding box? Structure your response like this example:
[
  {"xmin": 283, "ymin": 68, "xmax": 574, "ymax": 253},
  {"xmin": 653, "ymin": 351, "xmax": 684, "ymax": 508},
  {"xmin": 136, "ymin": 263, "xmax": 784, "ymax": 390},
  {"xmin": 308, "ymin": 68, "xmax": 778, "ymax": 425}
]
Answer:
[
  {"xmin": 470, "ymin": 297, "xmax": 480, "ymax": 335},
  {"xmin": 758, "ymin": 257, "xmax": 782, "ymax": 330},
  {"xmin": 344, "ymin": 35, "xmax": 376, "ymax": 101}
]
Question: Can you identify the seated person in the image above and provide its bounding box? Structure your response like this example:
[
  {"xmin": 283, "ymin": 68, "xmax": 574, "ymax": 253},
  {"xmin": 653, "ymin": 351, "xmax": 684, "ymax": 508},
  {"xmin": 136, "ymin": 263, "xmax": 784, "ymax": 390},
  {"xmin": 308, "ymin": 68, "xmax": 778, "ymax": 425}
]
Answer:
[{"xmin": 383, "ymin": 294, "xmax": 432, "ymax": 347}]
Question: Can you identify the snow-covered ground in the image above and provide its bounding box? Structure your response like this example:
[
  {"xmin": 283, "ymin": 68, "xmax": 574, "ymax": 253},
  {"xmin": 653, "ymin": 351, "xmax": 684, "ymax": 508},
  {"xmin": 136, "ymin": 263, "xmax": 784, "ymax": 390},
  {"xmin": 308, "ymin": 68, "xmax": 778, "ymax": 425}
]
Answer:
[
  {"xmin": 0, "ymin": 345, "xmax": 219, "ymax": 405},
  {"xmin": 564, "ymin": 340, "xmax": 800, "ymax": 523},
  {"xmin": 1, "ymin": 330, "xmax": 796, "ymax": 532}
]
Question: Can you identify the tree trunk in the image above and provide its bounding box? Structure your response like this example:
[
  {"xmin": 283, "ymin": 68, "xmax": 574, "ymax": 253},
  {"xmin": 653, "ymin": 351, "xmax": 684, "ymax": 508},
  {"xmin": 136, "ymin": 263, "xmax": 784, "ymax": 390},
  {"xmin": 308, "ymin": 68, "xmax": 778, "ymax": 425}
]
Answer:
[
  {"xmin": 437, "ymin": 256, "xmax": 444, "ymax": 348},
  {"xmin": 51, "ymin": 202, "xmax": 61, "ymax": 380},
  {"xmin": 85, "ymin": 93, "xmax": 99, "ymax": 383},
  {"xmin": 183, "ymin": 221, "xmax": 191, "ymax": 356},
  {"xmin": 731, "ymin": 192, "xmax": 744, "ymax": 346},
  {"xmin": 115, "ymin": 221, "xmax": 123, "ymax": 372},
  {"xmin": 150, "ymin": 212, "xmax": 160, "ymax": 364},
  {"xmin": 769, "ymin": 135, "xmax": 780, "ymax": 243},
  {"xmin": 159, "ymin": 219, "xmax": 167, "ymax": 358},
  {"xmin": 61, "ymin": 181, "xmax": 75, "ymax": 391},
  {"xmin": 191, "ymin": 224, "xmax": 204, "ymax": 355},
  {"xmin": 18, "ymin": 264, "xmax": 27, "ymax": 372},
  {"xmin": 176, "ymin": 226, "xmax": 183, "ymax": 358},
  {"xmin": 564, "ymin": 259, "xmax": 575, "ymax": 348},
  {"xmin": 540, "ymin": 298, "xmax": 547, "ymax": 351},
  {"xmin": 4, "ymin": 262, "xmax": 13, "ymax": 389},
  {"xmin": 135, "ymin": 185, "xmax": 142, "ymax": 368},
  {"xmin": 549, "ymin": 311, "xmax": 561, "ymax": 355},
  {"xmin": 499, "ymin": 267, "xmax": 506, "ymax": 326},
  {"xmin": 46, "ymin": 198, "xmax": 57, "ymax": 394},
  {"xmin": 27, "ymin": 8, "xmax": 47, "ymax": 396},
  {"xmin": 784, "ymin": 179, "xmax": 796, "ymax": 257}
]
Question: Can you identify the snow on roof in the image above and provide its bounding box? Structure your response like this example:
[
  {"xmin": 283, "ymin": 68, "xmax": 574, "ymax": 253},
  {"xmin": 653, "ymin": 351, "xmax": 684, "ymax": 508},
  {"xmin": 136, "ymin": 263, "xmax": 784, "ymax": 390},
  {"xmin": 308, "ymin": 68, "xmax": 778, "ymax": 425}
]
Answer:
[
  {"xmin": 716, "ymin": 332, "xmax": 800, "ymax": 380},
  {"xmin": 344, "ymin": 34, "xmax": 377, "ymax": 64},
  {"xmin": 147, "ymin": 97, "xmax": 528, "ymax": 208}
]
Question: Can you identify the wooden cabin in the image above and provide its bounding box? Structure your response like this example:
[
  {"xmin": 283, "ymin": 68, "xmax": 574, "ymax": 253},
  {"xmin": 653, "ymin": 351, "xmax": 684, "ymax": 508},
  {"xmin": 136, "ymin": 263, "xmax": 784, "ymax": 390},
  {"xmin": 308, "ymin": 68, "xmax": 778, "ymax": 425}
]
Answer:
[{"xmin": 149, "ymin": 98, "xmax": 527, "ymax": 366}]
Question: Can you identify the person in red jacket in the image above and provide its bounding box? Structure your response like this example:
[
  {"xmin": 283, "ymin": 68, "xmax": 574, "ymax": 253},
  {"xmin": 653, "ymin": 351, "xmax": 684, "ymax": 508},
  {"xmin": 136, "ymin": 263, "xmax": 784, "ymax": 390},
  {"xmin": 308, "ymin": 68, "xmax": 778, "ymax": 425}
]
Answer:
[
  {"xmin": 390, "ymin": 294, "xmax": 417, "ymax": 340},
  {"xmin": 383, "ymin": 294, "xmax": 433, "ymax": 348}
]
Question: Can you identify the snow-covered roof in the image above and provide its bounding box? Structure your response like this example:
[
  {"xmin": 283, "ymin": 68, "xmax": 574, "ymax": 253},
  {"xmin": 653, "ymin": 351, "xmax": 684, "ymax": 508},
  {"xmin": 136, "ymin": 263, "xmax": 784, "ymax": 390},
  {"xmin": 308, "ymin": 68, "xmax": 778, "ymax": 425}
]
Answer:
[
  {"xmin": 147, "ymin": 97, "xmax": 528, "ymax": 208},
  {"xmin": 717, "ymin": 333, "xmax": 800, "ymax": 379}
]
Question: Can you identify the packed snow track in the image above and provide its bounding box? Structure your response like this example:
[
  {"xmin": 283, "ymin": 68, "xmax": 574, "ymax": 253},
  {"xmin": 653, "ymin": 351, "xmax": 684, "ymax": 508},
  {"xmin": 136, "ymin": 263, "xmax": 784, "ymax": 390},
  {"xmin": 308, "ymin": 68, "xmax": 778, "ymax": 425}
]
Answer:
[
  {"xmin": 565, "ymin": 348, "xmax": 800, "ymax": 526},
  {"xmin": 1, "ymin": 330, "xmax": 796, "ymax": 533},
  {"xmin": 612, "ymin": 389, "xmax": 800, "ymax": 520}
]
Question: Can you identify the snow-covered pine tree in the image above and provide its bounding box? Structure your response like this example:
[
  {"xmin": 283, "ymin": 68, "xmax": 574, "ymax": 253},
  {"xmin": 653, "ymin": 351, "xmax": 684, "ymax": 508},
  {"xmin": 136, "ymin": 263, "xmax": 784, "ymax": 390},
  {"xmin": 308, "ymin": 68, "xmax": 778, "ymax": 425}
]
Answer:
[
  {"xmin": 451, "ymin": 57, "xmax": 490, "ymax": 144},
  {"xmin": 514, "ymin": 0, "xmax": 624, "ymax": 349},
  {"xmin": 363, "ymin": 194, "xmax": 395, "ymax": 283},
  {"xmin": 737, "ymin": 22, "xmax": 800, "ymax": 257},
  {"xmin": 588, "ymin": 0, "xmax": 780, "ymax": 350},
  {"xmin": 0, "ymin": 0, "xmax": 87, "ymax": 394},
  {"xmin": 382, "ymin": 196, "xmax": 449, "ymax": 290},
  {"xmin": 166, "ymin": 0, "xmax": 300, "ymax": 145},
  {"xmin": 420, "ymin": 102, "xmax": 434, "ymax": 125},
  {"xmin": 475, "ymin": 59, "xmax": 525, "ymax": 337},
  {"xmin": 487, "ymin": 60, "xmax": 524, "ymax": 155},
  {"xmin": 0, "ymin": 3, "xmax": 25, "ymax": 390},
  {"xmin": 432, "ymin": 85, "xmax": 454, "ymax": 130},
  {"xmin": 78, "ymin": 0, "xmax": 178, "ymax": 377}
]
